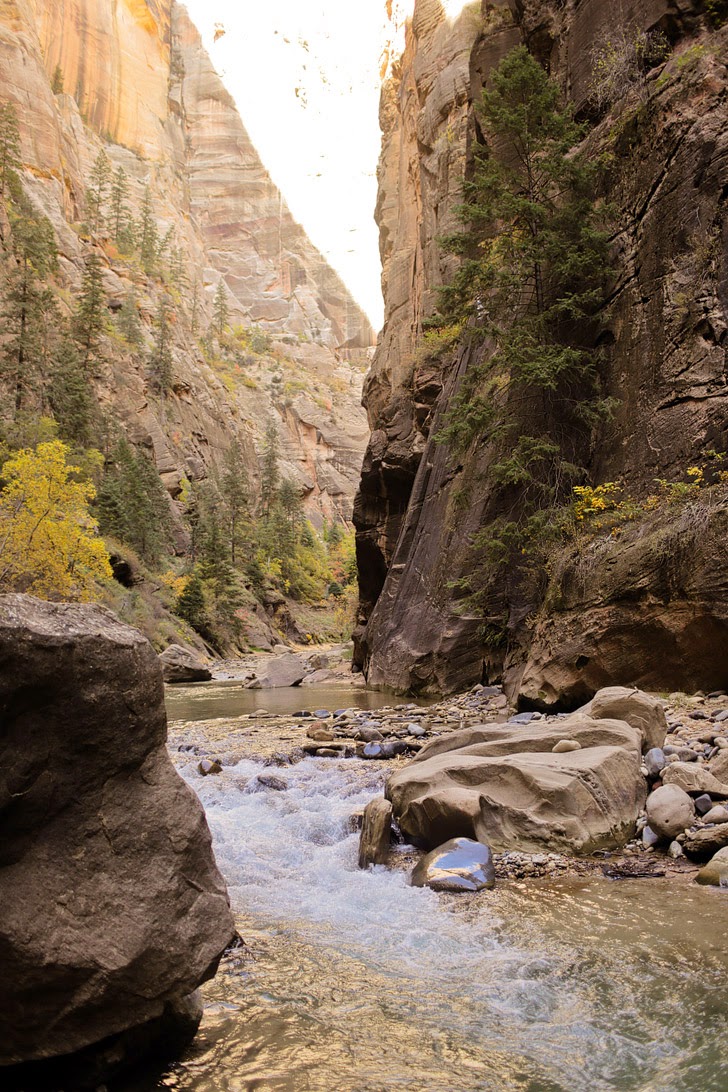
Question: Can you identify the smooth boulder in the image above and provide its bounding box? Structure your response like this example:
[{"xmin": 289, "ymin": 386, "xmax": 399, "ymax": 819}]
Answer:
[
  {"xmin": 158, "ymin": 644, "xmax": 212, "ymax": 683},
  {"xmin": 0, "ymin": 595, "xmax": 235, "ymax": 1070},
  {"xmin": 695, "ymin": 847, "xmax": 728, "ymax": 886},
  {"xmin": 645, "ymin": 784, "xmax": 695, "ymax": 840},
  {"xmin": 247, "ymin": 653, "xmax": 307, "ymax": 689},
  {"xmin": 386, "ymin": 714, "xmax": 646, "ymax": 854},
  {"xmin": 661, "ymin": 763, "xmax": 728, "ymax": 798},
  {"xmin": 588, "ymin": 687, "xmax": 667, "ymax": 753},
  {"xmin": 410, "ymin": 838, "xmax": 495, "ymax": 892}
]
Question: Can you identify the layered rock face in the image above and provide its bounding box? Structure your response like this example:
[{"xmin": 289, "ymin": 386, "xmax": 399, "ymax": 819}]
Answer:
[
  {"xmin": 0, "ymin": 0, "xmax": 373, "ymax": 522},
  {"xmin": 355, "ymin": 0, "xmax": 728, "ymax": 697},
  {"xmin": 0, "ymin": 594, "xmax": 235, "ymax": 1070}
]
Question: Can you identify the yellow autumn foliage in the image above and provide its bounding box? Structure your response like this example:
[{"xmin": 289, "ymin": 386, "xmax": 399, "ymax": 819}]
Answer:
[{"xmin": 0, "ymin": 440, "xmax": 111, "ymax": 600}]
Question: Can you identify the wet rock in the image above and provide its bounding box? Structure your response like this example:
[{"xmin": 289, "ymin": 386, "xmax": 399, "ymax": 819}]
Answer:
[
  {"xmin": 552, "ymin": 739, "xmax": 581, "ymax": 753},
  {"xmin": 358, "ymin": 798, "xmax": 393, "ymax": 869},
  {"xmin": 587, "ymin": 688, "xmax": 668, "ymax": 753},
  {"xmin": 361, "ymin": 742, "xmax": 384, "ymax": 759},
  {"xmin": 695, "ymin": 847, "xmax": 728, "ymax": 886},
  {"xmin": 410, "ymin": 838, "xmax": 496, "ymax": 893},
  {"xmin": 250, "ymin": 775, "xmax": 287, "ymax": 792},
  {"xmin": 159, "ymin": 644, "xmax": 212, "ymax": 683},
  {"xmin": 661, "ymin": 763, "xmax": 728, "ymax": 798},
  {"xmin": 0, "ymin": 594, "xmax": 234, "ymax": 1068},
  {"xmin": 645, "ymin": 785, "xmax": 695, "ymax": 841},
  {"xmin": 197, "ymin": 758, "xmax": 222, "ymax": 776},
  {"xmin": 314, "ymin": 709, "xmax": 332, "ymax": 719},
  {"xmin": 306, "ymin": 727, "xmax": 334, "ymax": 742},
  {"xmin": 682, "ymin": 824, "xmax": 728, "ymax": 861}
]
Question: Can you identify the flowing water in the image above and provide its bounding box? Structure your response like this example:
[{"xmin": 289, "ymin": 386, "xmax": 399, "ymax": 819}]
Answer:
[{"xmin": 151, "ymin": 736, "xmax": 728, "ymax": 1092}]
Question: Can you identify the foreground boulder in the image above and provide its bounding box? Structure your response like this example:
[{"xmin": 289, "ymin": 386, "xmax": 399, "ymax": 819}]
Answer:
[
  {"xmin": 387, "ymin": 711, "xmax": 647, "ymax": 854},
  {"xmin": 645, "ymin": 784, "xmax": 696, "ymax": 841},
  {"xmin": 695, "ymin": 847, "xmax": 728, "ymax": 886},
  {"xmin": 0, "ymin": 595, "xmax": 235, "ymax": 1074},
  {"xmin": 159, "ymin": 643, "xmax": 212, "ymax": 683},
  {"xmin": 586, "ymin": 687, "xmax": 668, "ymax": 753}
]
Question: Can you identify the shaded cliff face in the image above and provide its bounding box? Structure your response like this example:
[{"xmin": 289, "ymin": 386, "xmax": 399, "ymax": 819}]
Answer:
[
  {"xmin": 355, "ymin": 0, "xmax": 728, "ymax": 697},
  {"xmin": 0, "ymin": 0, "xmax": 373, "ymax": 522}
]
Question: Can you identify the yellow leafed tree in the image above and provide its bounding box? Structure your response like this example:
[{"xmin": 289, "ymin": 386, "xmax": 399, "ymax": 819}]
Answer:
[{"xmin": 0, "ymin": 440, "xmax": 111, "ymax": 600}]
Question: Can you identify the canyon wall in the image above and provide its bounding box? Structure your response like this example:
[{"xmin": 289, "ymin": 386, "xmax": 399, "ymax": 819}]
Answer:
[
  {"xmin": 355, "ymin": 0, "xmax": 728, "ymax": 700},
  {"xmin": 0, "ymin": 0, "xmax": 373, "ymax": 523}
]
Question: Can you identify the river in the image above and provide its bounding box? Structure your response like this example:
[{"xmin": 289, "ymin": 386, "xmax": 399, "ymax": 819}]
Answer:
[{"xmin": 150, "ymin": 689, "xmax": 728, "ymax": 1092}]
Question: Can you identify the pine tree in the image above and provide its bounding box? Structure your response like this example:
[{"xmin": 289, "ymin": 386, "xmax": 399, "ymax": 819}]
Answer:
[
  {"xmin": 211, "ymin": 279, "xmax": 229, "ymax": 340},
  {"xmin": 0, "ymin": 101, "xmax": 21, "ymax": 206},
  {"xmin": 259, "ymin": 420, "xmax": 280, "ymax": 521},
  {"xmin": 96, "ymin": 437, "xmax": 171, "ymax": 566},
  {"xmin": 220, "ymin": 439, "xmax": 250, "ymax": 566},
  {"xmin": 51, "ymin": 65, "xmax": 65, "ymax": 94},
  {"xmin": 148, "ymin": 296, "xmax": 173, "ymax": 394},
  {"xmin": 86, "ymin": 150, "xmax": 112, "ymax": 234},
  {"xmin": 48, "ymin": 338, "xmax": 96, "ymax": 447},
  {"xmin": 117, "ymin": 289, "xmax": 144, "ymax": 348},
  {"xmin": 0, "ymin": 195, "xmax": 59, "ymax": 415},
  {"xmin": 190, "ymin": 283, "xmax": 200, "ymax": 335},
  {"xmin": 137, "ymin": 186, "xmax": 159, "ymax": 276},
  {"xmin": 74, "ymin": 252, "xmax": 106, "ymax": 368},
  {"xmin": 109, "ymin": 167, "xmax": 131, "ymax": 247}
]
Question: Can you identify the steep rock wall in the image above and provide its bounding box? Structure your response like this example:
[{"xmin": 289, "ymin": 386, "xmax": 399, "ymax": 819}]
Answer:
[
  {"xmin": 0, "ymin": 0, "xmax": 374, "ymax": 522},
  {"xmin": 356, "ymin": 0, "xmax": 728, "ymax": 697}
]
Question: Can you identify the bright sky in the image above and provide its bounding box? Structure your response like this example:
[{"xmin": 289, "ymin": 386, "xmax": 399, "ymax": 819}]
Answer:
[{"xmin": 183, "ymin": 0, "xmax": 396, "ymax": 331}]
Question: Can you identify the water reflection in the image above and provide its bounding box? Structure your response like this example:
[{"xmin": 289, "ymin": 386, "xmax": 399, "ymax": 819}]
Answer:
[{"xmin": 146, "ymin": 755, "xmax": 728, "ymax": 1092}]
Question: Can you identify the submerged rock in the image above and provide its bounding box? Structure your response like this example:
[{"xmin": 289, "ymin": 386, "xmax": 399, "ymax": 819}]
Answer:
[
  {"xmin": 0, "ymin": 594, "xmax": 234, "ymax": 1072},
  {"xmin": 695, "ymin": 847, "xmax": 728, "ymax": 886},
  {"xmin": 410, "ymin": 838, "xmax": 495, "ymax": 893}
]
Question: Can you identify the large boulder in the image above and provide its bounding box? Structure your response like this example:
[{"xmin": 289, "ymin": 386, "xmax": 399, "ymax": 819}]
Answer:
[
  {"xmin": 159, "ymin": 643, "xmax": 212, "ymax": 683},
  {"xmin": 358, "ymin": 798, "xmax": 393, "ymax": 869},
  {"xmin": 386, "ymin": 714, "xmax": 646, "ymax": 854},
  {"xmin": 247, "ymin": 653, "xmax": 307, "ymax": 689},
  {"xmin": 587, "ymin": 687, "xmax": 667, "ymax": 753},
  {"xmin": 645, "ymin": 784, "xmax": 695, "ymax": 840},
  {"xmin": 0, "ymin": 595, "xmax": 235, "ymax": 1072},
  {"xmin": 661, "ymin": 763, "xmax": 728, "ymax": 798}
]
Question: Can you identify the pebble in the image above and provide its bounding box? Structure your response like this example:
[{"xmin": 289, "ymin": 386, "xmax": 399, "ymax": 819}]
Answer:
[{"xmin": 552, "ymin": 739, "xmax": 581, "ymax": 753}]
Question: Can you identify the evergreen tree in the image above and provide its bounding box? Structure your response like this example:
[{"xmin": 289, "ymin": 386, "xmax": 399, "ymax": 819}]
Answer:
[
  {"xmin": 109, "ymin": 167, "xmax": 132, "ymax": 248},
  {"xmin": 86, "ymin": 150, "xmax": 112, "ymax": 234},
  {"xmin": 0, "ymin": 195, "xmax": 59, "ymax": 415},
  {"xmin": 148, "ymin": 296, "xmax": 173, "ymax": 394},
  {"xmin": 0, "ymin": 101, "xmax": 21, "ymax": 206},
  {"xmin": 220, "ymin": 439, "xmax": 250, "ymax": 566},
  {"xmin": 48, "ymin": 338, "xmax": 96, "ymax": 447},
  {"xmin": 74, "ymin": 251, "xmax": 106, "ymax": 368},
  {"xmin": 168, "ymin": 245, "xmax": 187, "ymax": 290},
  {"xmin": 190, "ymin": 283, "xmax": 200, "ymax": 335},
  {"xmin": 96, "ymin": 437, "xmax": 171, "ymax": 565},
  {"xmin": 51, "ymin": 65, "xmax": 64, "ymax": 94},
  {"xmin": 137, "ymin": 186, "xmax": 159, "ymax": 276},
  {"xmin": 259, "ymin": 419, "xmax": 280, "ymax": 520},
  {"xmin": 175, "ymin": 569, "xmax": 208, "ymax": 634},
  {"xmin": 211, "ymin": 279, "xmax": 229, "ymax": 339},
  {"xmin": 117, "ymin": 289, "xmax": 144, "ymax": 348}
]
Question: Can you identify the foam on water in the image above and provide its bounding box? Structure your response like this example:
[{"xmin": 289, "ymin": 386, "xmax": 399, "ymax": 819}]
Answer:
[{"xmin": 177, "ymin": 755, "xmax": 728, "ymax": 1092}]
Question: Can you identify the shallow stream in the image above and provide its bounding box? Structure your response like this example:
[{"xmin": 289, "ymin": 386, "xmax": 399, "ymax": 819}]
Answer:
[{"xmin": 152, "ymin": 695, "xmax": 728, "ymax": 1092}]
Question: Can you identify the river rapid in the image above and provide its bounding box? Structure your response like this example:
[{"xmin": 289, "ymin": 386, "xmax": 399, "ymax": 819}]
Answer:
[{"xmin": 150, "ymin": 687, "xmax": 728, "ymax": 1092}]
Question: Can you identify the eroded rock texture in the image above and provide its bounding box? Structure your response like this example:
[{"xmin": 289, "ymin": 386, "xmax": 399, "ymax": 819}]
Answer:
[
  {"xmin": 0, "ymin": 1, "xmax": 373, "ymax": 524},
  {"xmin": 0, "ymin": 594, "xmax": 235, "ymax": 1067},
  {"xmin": 356, "ymin": 0, "xmax": 728, "ymax": 697}
]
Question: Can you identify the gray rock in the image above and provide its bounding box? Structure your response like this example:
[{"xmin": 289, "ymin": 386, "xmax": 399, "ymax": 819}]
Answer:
[
  {"xmin": 702, "ymin": 804, "xmax": 728, "ymax": 824},
  {"xmin": 645, "ymin": 784, "xmax": 695, "ymax": 840},
  {"xmin": 159, "ymin": 644, "xmax": 212, "ymax": 683},
  {"xmin": 358, "ymin": 798, "xmax": 393, "ymax": 868},
  {"xmin": 642, "ymin": 825, "xmax": 661, "ymax": 848},
  {"xmin": 667, "ymin": 840, "xmax": 685, "ymax": 859},
  {"xmin": 251, "ymin": 775, "xmax": 288, "ymax": 792},
  {"xmin": 410, "ymin": 837, "xmax": 495, "ymax": 893},
  {"xmin": 695, "ymin": 794, "xmax": 714, "ymax": 816},
  {"xmin": 0, "ymin": 594, "xmax": 234, "ymax": 1067},
  {"xmin": 644, "ymin": 748, "xmax": 667, "ymax": 778},
  {"xmin": 247, "ymin": 654, "xmax": 308, "ymax": 689},
  {"xmin": 509, "ymin": 712, "xmax": 535, "ymax": 725},
  {"xmin": 362, "ymin": 742, "xmax": 383, "ymax": 759}
]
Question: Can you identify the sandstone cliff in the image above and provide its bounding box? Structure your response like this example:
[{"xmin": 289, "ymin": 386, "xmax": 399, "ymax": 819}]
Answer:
[
  {"xmin": 0, "ymin": 0, "xmax": 373, "ymax": 523},
  {"xmin": 355, "ymin": 0, "xmax": 728, "ymax": 702}
]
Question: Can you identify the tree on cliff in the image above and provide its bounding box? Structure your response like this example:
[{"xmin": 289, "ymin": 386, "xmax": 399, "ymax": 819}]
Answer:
[
  {"xmin": 0, "ymin": 195, "xmax": 59, "ymax": 415},
  {"xmin": 436, "ymin": 45, "xmax": 611, "ymax": 472},
  {"xmin": 86, "ymin": 151, "xmax": 112, "ymax": 235},
  {"xmin": 73, "ymin": 252, "xmax": 107, "ymax": 369},
  {"xmin": 149, "ymin": 296, "xmax": 173, "ymax": 394},
  {"xmin": 0, "ymin": 101, "xmax": 21, "ymax": 207},
  {"xmin": 219, "ymin": 439, "xmax": 250, "ymax": 567},
  {"xmin": 96, "ymin": 437, "xmax": 171, "ymax": 566},
  {"xmin": 0, "ymin": 439, "xmax": 111, "ymax": 599},
  {"xmin": 259, "ymin": 420, "xmax": 281, "ymax": 520},
  {"xmin": 137, "ymin": 186, "xmax": 159, "ymax": 276},
  {"xmin": 211, "ymin": 280, "xmax": 230, "ymax": 340}
]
